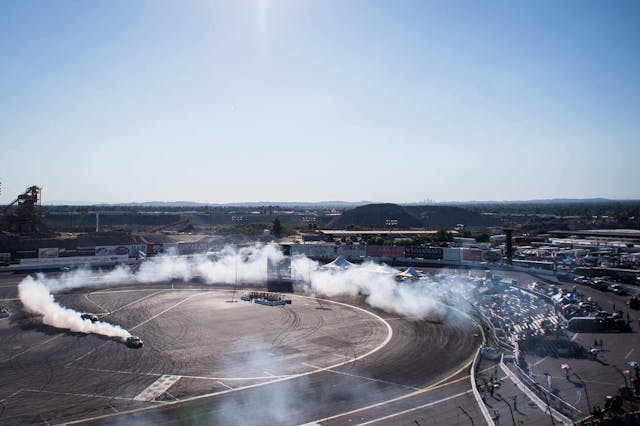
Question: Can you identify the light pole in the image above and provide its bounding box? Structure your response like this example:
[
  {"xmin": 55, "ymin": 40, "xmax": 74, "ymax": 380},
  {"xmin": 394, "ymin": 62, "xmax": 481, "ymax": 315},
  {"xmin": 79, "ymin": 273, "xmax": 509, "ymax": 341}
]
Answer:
[
  {"xmin": 495, "ymin": 393, "xmax": 516, "ymax": 426},
  {"xmin": 572, "ymin": 371, "xmax": 592, "ymax": 418}
]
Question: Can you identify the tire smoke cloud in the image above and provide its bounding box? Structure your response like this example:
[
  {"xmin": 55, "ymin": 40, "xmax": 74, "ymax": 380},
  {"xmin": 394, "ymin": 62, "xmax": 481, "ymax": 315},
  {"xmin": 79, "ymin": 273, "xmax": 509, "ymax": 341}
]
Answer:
[
  {"xmin": 18, "ymin": 276, "xmax": 131, "ymax": 340},
  {"xmin": 292, "ymin": 256, "xmax": 448, "ymax": 318},
  {"xmin": 17, "ymin": 243, "xmax": 466, "ymax": 339}
]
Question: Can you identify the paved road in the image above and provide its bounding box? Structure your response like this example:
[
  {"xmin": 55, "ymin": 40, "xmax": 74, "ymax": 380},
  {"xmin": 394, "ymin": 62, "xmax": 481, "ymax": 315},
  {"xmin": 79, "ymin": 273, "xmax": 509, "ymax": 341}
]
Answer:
[{"xmin": 0, "ymin": 274, "xmax": 483, "ymax": 425}]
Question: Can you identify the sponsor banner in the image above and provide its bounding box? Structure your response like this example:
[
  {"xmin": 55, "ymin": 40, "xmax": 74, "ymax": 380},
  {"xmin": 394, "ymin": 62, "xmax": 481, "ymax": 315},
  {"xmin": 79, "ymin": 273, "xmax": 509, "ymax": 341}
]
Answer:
[
  {"xmin": 146, "ymin": 244, "xmax": 170, "ymax": 255},
  {"xmin": 129, "ymin": 244, "xmax": 147, "ymax": 257},
  {"xmin": 95, "ymin": 245, "xmax": 131, "ymax": 257},
  {"xmin": 462, "ymin": 248, "xmax": 484, "ymax": 263},
  {"xmin": 20, "ymin": 255, "xmax": 129, "ymax": 266},
  {"xmin": 163, "ymin": 243, "xmax": 179, "ymax": 254},
  {"xmin": 442, "ymin": 247, "xmax": 461, "ymax": 262},
  {"xmin": 38, "ymin": 248, "xmax": 59, "ymax": 258},
  {"xmin": 336, "ymin": 245, "xmax": 366, "ymax": 259},
  {"xmin": 291, "ymin": 244, "xmax": 336, "ymax": 259},
  {"xmin": 177, "ymin": 242, "xmax": 209, "ymax": 255},
  {"xmin": 405, "ymin": 246, "xmax": 443, "ymax": 260},
  {"xmin": 365, "ymin": 245, "xmax": 405, "ymax": 258},
  {"xmin": 483, "ymin": 250, "xmax": 502, "ymax": 263}
]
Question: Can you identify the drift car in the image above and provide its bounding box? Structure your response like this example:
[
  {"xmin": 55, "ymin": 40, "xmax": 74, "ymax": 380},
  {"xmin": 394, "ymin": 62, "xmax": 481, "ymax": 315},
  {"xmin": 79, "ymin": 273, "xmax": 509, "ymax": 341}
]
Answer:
[
  {"xmin": 126, "ymin": 336, "xmax": 144, "ymax": 348},
  {"xmin": 81, "ymin": 313, "xmax": 99, "ymax": 322}
]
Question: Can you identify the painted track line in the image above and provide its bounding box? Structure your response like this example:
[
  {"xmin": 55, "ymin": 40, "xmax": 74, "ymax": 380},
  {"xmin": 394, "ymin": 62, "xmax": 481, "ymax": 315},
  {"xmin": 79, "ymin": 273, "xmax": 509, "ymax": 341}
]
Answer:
[
  {"xmin": 306, "ymin": 359, "xmax": 473, "ymax": 425},
  {"xmin": 68, "ymin": 365, "xmax": 289, "ymax": 381},
  {"xmin": 130, "ymin": 292, "xmax": 205, "ymax": 331},
  {"xmin": 1, "ymin": 334, "xmax": 63, "ymax": 363},
  {"xmin": 68, "ymin": 291, "xmax": 207, "ymax": 367},
  {"xmin": 134, "ymin": 375, "xmax": 181, "ymax": 402},
  {"xmin": 0, "ymin": 389, "xmax": 23, "ymax": 404},
  {"xmin": 217, "ymin": 381, "xmax": 233, "ymax": 390},
  {"xmin": 60, "ymin": 293, "xmax": 394, "ymax": 425},
  {"xmin": 301, "ymin": 362, "xmax": 421, "ymax": 391},
  {"xmin": 356, "ymin": 390, "xmax": 471, "ymax": 425},
  {"xmin": 22, "ymin": 388, "xmax": 145, "ymax": 403}
]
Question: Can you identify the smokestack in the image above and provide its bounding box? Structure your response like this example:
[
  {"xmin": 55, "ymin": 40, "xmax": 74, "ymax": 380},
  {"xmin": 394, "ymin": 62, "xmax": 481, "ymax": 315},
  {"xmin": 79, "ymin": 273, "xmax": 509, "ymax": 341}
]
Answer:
[{"xmin": 505, "ymin": 229, "xmax": 513, "ymax": 264}]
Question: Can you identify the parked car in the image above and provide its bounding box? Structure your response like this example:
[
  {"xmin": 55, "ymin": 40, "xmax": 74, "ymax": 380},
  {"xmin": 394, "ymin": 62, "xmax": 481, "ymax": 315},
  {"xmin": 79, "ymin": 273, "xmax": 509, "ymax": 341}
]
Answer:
[
  {"xmin": 609, "ymin": 284, "xmax": 629, "ymax": 296},
  {"xmin": 591, "ymin": 280, "xmax": 609, "ymax": 291}
]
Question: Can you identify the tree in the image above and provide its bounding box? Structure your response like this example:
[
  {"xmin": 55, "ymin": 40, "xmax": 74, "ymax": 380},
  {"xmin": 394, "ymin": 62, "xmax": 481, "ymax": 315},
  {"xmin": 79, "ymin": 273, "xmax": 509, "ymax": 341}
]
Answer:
[
  {"xmin": 434, "ymin": 229, "xmax": 452, "ymax": 242},
  {"xmin": 272, "ymin": 217, "xmax": 283, "ymax": 238},
  {"xmin": 475, "ymin": 233, "xmax": 489, "ymax": 243}
]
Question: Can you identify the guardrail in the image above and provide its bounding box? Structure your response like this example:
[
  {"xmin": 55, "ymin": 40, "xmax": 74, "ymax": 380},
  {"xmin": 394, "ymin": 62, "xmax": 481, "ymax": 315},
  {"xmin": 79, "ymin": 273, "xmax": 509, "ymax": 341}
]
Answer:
[
  {"xmin": 470, "ymin": 318, "xmax": 496, "ymax": 426},
  {"xmin": 504, "ymin": 356, "xmax": 579, "ymax": 424}
]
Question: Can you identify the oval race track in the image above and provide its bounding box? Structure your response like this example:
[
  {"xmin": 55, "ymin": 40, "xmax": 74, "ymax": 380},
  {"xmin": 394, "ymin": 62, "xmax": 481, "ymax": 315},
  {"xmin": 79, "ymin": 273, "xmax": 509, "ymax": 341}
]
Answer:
[{"xmin": 0, "ymin": 274, "xmax": 483, "ymax": 425}]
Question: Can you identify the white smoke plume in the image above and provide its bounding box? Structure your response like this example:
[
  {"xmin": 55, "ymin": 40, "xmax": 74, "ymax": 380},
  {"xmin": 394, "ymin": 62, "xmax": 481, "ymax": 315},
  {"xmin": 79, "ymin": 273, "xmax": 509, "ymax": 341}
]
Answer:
[
  {"xmin": 17, "ymin": 242, "xmax": 466, "ymax": 340},
  {"xmin": 292, "ymin": 257, "xmax": 447, "ymax": 318},
  {"xmin": 18, "ymin": 276, "xmax": 131, "ymax": 340},
  {"xmin": 16, "ymin": 243, "xmax": 285, "ymax": 339}
]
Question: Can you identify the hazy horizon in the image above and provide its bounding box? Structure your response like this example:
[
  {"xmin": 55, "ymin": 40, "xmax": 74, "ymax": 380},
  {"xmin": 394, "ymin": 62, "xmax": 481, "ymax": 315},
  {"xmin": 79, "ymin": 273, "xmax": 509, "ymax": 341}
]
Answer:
[
  {"xmin": 39, "ymin": 196, "xmax": 640, "ymax": 207},
  {"xmin": 2, "ymin": 1, "xmax": 639, "ymax": 204}
]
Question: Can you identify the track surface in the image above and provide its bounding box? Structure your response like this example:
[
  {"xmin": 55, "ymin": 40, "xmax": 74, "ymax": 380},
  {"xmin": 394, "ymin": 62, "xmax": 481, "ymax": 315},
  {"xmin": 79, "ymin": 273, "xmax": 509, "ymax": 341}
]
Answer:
[{"xmin": 0, "ymin": 273, "xmax": 482, "ymax": 425}]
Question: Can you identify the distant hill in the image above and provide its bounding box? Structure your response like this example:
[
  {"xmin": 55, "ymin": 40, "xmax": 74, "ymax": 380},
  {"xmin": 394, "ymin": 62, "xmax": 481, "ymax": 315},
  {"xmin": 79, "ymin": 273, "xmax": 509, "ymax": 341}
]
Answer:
[
  {"xmin": 405, "ymin": 205, "xmax": 499, "ymax": 228},
  {"xmin": 42, "ymin": 198, "xmax": 640, "ymax": 208},
  {"xmin": 44, "ymin": 200, "xmax": 375, "ymax": 208},
  {"xmin": 326, "ymin": 203, "xmax": 499, "ymax": 229},
  {"xmin": 327, "ymin": 204, "xmax": 422, "ymax": 228},
  {"xmin": 440, "ymin": 198, "xmax": 635, "ymax": 205}
]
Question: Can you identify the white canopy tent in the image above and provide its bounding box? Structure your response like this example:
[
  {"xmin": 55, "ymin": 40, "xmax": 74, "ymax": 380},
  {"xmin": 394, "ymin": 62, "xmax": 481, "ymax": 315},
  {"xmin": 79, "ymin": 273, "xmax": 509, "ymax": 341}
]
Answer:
[
  {"xmin": 321, "ymin": 255, "xmax": 355, "ymax": 270},
  {"xmin": 397, "ymin": 266, "xmax": 423, "ymax": 280}
]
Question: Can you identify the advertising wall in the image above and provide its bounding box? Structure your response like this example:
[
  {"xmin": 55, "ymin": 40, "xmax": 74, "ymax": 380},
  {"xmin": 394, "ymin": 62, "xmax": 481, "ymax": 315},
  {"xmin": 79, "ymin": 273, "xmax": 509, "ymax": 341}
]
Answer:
[
  {"xmin": 404, "ymin": 246, "xmax": 444, "ymax": 260},
  {"xmin": 163, "ymin": 243, "xmax": 179, "ymax": 254},
  {"xmin": 461, "ymin": 248, "xmax": 484, "ymax": 263},
  {"xmin": 365, "ymin": 245, "xmax": 405, "ymax": 258},
  {"xmin": 442, "ymin": 247, "xmax": 461, "ymax": 263},
  {"xmin": 177, "ymin": 242, "xmax": 209, "ymax": 255},
  {"xmin": 128, "ymin": 244, "xmax": 148, "ymax": 257},
  {"xmin": 20, "ymin": 255, "xmax": 129, "ymax": 266},
  {"xmin": 337, "ymin": 245, "xmax": 366, "ymax": 259},
  {"xmin": 483, "ymin": 250, "xmax": 502, "ymax": 263},
  {"xmin": 38, "ymin": 248, "xmax": 60, "ymax": 258},
  {"xmin": 95, "ymin": 245, "xmax": 131, "ymax": 257},
  {"xmin": 290, "ymin": 244, "xmax": 336, "ymax": 259}
]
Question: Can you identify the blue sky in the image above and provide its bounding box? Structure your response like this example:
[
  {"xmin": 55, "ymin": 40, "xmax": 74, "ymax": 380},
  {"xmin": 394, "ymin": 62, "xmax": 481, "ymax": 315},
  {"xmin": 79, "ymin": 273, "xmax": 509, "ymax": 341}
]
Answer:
[{"xmin": 1, "ymin": 0, "xmax": 639, "ymax": 204}]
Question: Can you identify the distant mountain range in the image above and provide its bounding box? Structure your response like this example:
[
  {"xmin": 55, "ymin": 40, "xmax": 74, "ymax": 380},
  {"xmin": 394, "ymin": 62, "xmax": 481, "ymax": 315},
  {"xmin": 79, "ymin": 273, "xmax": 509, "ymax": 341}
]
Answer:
[
  {"xmin": 43, "ymin": 198, "xmax": 639, "ymax": 207},
  {"xmin": 44, "ymin": 200, "xmax": 377, "ymax": 208}
]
